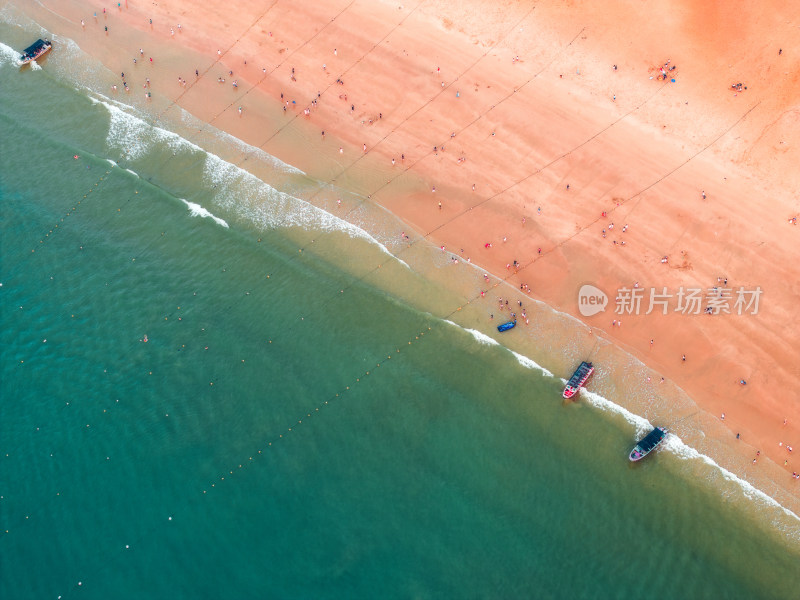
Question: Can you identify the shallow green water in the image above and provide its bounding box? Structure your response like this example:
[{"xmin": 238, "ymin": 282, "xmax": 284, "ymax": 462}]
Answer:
[{"xmin": 1, "ymin": 24, "xmax": 799, "ymax": 600}]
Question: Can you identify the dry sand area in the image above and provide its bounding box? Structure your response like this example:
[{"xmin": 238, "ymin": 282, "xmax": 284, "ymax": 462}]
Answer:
[{"xmin": 22, "ymin": 0, "xmax": 799, "ymax": 494}]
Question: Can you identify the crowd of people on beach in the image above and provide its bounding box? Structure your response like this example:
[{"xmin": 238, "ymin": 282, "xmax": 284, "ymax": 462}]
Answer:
[{"xmin": 81, "ymin": 3, "xmax": 796, "ymax": 483}]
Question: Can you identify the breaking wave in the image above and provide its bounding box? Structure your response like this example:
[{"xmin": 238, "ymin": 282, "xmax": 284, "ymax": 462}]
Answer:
[
  {"xmin": 84, "ymin": 94, "xmax": 409, "ymax": 267},
  {"xmin": 0, "ymin": 41, "xmax": 21, "ymax": 67},
  {"xmin": 446, "ymin": 321, "xmax": 553, "ymax": 378},
  {"xmin": 202, "ymin": 151, "xmax": 409, "ymax": 267},
  {"xmin": 180, "ymin": 199, "xmax": 229, "ymax": 228}
]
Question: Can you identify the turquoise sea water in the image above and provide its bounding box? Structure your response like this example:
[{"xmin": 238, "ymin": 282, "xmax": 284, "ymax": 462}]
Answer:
[{"xmin": 1, "ymin": 24, "xmax": 800, "ymax": 600}]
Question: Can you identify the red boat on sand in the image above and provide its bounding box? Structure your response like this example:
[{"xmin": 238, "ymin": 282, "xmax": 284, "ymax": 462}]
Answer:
[{"xmin": 562, "ymin": 361, "xmax": 594, "ymax": 399}]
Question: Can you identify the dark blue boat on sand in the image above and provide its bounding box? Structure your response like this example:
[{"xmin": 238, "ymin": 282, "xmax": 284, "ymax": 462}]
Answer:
[
  {"xmin": 18, "ymin": 39, "xmax": 52, "ymax": 66},
  {"xmin": 497, "ymin": 320, "xmax": 516, "ymax": 332}
]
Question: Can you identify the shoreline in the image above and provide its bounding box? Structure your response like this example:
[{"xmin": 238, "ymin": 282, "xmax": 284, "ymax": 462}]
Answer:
[{"xmin": 11, "ymin": 0, "xmax": 799, "ymax": 508}]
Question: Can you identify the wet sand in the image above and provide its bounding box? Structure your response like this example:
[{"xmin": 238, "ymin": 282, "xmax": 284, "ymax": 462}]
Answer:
[{"xmin": 20, "ymin": 0, "xmax": 800, "ymax": 496}]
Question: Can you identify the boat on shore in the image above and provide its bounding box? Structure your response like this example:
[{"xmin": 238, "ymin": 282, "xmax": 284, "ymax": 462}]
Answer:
[
  {"xmin": 497, "ymin": 320, "xmax": 516, "ymax": 332},
  {"xmin": 18, "ymin": 39, "xmax": 52, "ymax": 66},
  {"xmin": 629, "ymin": 427, "xmax": 667, "ymax": 462},
  {"xmin": 562, "ymin": 361, "xmax": 594, "ymax": 399}
]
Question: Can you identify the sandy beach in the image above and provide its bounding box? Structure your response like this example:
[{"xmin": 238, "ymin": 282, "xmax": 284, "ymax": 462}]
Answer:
[{"xmin": 18, "ymin": 0, "xmax": 799, "ymax": 498}]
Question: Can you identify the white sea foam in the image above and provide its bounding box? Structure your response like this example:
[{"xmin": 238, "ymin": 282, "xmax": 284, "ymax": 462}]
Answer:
[
  {"xmin": 97, "ymin": 97, "xmax": 201, "ymax": 161},
  {"xmin": 50, "ymin": 35, "xmax": 83, "ymax": 61},
  {"xmin": 510, "ymin": 350, "xmax": 554, "ymax": 377},
  {"xmin": 450, "ymin": 324, "xmax": 553, "ymax": 377},
  {"xmin": 125, "ymin": 168, "xmax": 139, "ymax": 178},
  {"xmin": 581, "ymin": 389, "xmax": 653, "ymax": 435},
  {"xmin": 446, "ymin": 322, "xmax": 554, "ymax": 377},
  {"xmin": 92, "ymin": 90, "xmax": 144, "ymax": 113},
  {"xmin": 203, "ymin": 152, "xmax": 409, "ymax": 267},
  {"xmin": 213, "ymin": 128, "xmax": 305, "ymax": 176},
  {"xmin": 106, "ymin": 158, "xmax": 117, "ymax": 167},
  {"xmin": 664, "ymin": 433, "xmax": 800, "ymax": 525},
  {"xmin": 180, "ymin": 199, "xmax": 229, "ymax": 228},
  {"xmin": 0, "ymin": 41, "xmax": 21, "ymax": 66},
  {"xmin": 459, "ymin": 325, "xmax": 500, "ymax": 347}
]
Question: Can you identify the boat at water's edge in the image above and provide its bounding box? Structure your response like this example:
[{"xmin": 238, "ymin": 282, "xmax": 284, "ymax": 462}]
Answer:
[
  {"xmin": 562, "ymin": 361, "xmax": 594, "ymax": 399},
  {"xmin": 18, "ymin": 39, "xmax": 52, "ymax": 66},
  {"xmin": 629, "ymin": 427, "xmax": 667, "ymax": 462}
]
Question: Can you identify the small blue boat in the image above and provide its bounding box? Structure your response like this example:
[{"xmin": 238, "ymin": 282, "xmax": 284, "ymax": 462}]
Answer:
[{"xmin": 497, "ymin": 320, "xmax": 516, "ymax": 332}]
